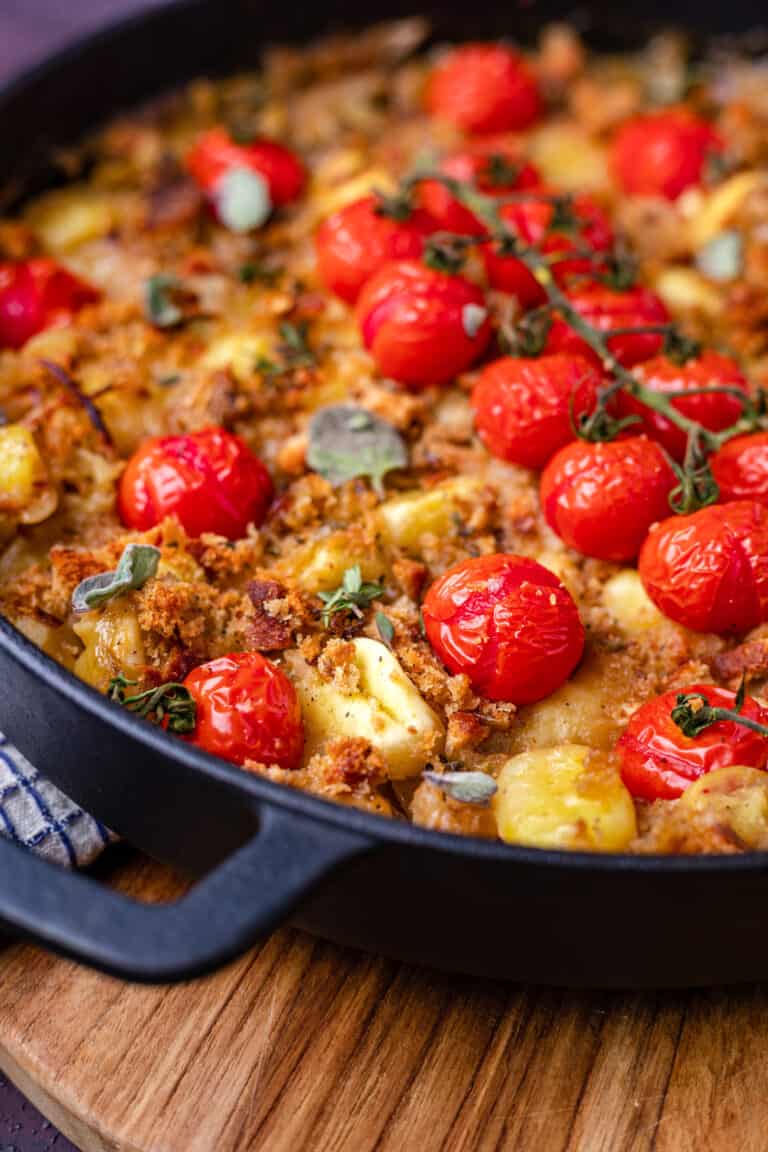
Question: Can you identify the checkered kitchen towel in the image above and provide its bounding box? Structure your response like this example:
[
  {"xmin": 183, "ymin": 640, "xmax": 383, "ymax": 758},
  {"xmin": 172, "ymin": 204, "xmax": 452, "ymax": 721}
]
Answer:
[{"xmin": 0, "ymin": 731, "xmax": 114, "ymax": 867}]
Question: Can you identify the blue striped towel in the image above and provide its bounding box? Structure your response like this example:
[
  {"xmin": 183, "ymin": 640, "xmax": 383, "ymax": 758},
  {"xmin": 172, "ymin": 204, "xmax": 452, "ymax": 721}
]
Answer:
[{"xmin": 0, "ymin": 732, "xmax": 114, "ymax": 867}]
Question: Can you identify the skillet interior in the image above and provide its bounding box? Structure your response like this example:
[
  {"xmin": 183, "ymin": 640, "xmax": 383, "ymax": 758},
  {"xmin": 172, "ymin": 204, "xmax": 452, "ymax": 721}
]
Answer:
[{"xmin": 1, "ymin": 0, "xmax": 768, "ymax": 986}]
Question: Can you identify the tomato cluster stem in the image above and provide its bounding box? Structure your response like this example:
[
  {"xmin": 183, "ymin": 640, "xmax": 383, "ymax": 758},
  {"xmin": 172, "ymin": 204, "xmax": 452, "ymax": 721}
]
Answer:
[{"xmin": 406, "ymin": 172, "xmax": 766, "ymax": 513}]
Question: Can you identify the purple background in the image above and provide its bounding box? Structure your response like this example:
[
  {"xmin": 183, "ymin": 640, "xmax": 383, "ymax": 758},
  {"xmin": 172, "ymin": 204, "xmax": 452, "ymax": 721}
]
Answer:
[{"xmin": 0, "ymin": 5, "xmax": 169, "ymax": 1148}]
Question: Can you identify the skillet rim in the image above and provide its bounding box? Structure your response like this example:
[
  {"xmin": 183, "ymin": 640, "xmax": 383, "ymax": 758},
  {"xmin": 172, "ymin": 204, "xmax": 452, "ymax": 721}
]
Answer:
[{"xmin": 2, "ymin": 0, "xmax": 768, "ymax": 877}]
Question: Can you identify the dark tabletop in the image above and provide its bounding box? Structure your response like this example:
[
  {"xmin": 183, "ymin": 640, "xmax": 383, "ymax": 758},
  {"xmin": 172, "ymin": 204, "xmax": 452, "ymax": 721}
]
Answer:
[{"xmin": 0, "ymin": 3, "xmax": 163, "ymax": 1146}]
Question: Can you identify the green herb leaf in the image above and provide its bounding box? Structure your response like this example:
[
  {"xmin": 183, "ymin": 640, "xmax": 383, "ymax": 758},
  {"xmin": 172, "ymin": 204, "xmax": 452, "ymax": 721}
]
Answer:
[
  {"xmin": 318, "ymin": 565, "xmax": 384, "ymax": 627},
  {"xmin": 215, "ymin": 166, "xmax": 272, "ymax": 233},
  {"xmin": 422, "ymin": 769, "xmax": 498, "ymax": 805},
  {"xmin": 375, "ymin": 611, "xmax": 395, "ymax": 647},
  {"xmin": 72, "ymin": 544, "xmax": 161, "ymax": 612},
  {"xmin": 307, "ymin": 404, "xmax": 408, "ymax": 494},
  {"xmin": 278, "ymin": 321, "xmax": 316, "ymax": 367},
  {"xmin": 144, "ymin": 275, "xmax": 184, "ymax": 329},
  {"xmin": 695, "ymin": 230, "xmax": 743, "ymax": 282},
  {"xmin": 109, "ymin": 672, "xmax": 197, "ymax": 735}
]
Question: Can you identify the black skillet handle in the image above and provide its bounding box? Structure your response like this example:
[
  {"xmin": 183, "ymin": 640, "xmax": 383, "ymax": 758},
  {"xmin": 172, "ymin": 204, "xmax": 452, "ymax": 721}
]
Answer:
[{"xmin": 0, "ymin": 804, "xmax": 369, "ymax": 982}]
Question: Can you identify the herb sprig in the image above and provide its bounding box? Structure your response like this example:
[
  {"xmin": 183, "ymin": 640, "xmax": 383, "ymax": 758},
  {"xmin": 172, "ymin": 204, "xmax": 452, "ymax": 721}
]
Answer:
[
  {"xmin": 318, "ymin": 565, "xmax": 384, "ymax": 628},
  {"xmin": 109, "ymin": 673, "xmax": 197, "ymax": 735}
]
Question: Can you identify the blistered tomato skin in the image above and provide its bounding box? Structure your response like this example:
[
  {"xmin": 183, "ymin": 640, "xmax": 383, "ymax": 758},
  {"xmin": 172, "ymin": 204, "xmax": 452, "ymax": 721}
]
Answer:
[
  {"xmin": 418, "ymin": 143, "xmax": 541, "ymax": 235},
  {"xmin": 471, "ymin": 354, "xmax": 600, "ymax": 469},
  {"xmin": 118, "ymin": 426, "xmax": 273, "ymax": 540},
  {"xmin": 184, "ymin": 653, "xmax": 304, "ymax": 770},
  {"xmin": 0, "ymin": 259, "xmax": 99, "ymax": 350},
  {"xmin": 712, "ymin": 433, "xmax": 768, "ymax": 506},
  {"xmin": 540, "ymin": 436, "xmax": 676, "ymax": 563},
  {"xmin": 315, "ymin": 196, "xmax": 436, "ymax": 304},
  {"xmin": 483, "ymin": 195, "xmax": 614, "ymax": 307},
  {"xmin": 187, "ymin": 128, "xmax": 306, "ymax": 207},
  {"xmin": 617, "ymin": 685, "xmax": 768, "ymax": 801},
  {"xmin": 355, "ymin": 260, "xmax": 492, "ymax": 389},
  {"xmin": 544, "ymin": 284, "xmax": 671, "ymax": 369},
  {"xmin": 638, "ymin": 500, "xmax": 768, "ymax": 634},
  {"xmin": 426, "ymin": 43, "xmax": 541, "ymax": 135},
  {"xmin": 616, "ymin": 352, "xmax": 748, "ymax": 462},
  {"xmin": 422, "ymin": 553, "xmax": 585, "ymax": 704},
  {"xmin": 611, "ymin": 110, "xmax": 724, "ymax": 201}
]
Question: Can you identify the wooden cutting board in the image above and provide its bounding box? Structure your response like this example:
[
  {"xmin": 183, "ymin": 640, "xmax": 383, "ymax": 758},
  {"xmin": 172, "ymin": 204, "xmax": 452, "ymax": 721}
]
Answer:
[{"xmin": 0, "ymin": 849, "xmax": 768, "ymax": 1151}]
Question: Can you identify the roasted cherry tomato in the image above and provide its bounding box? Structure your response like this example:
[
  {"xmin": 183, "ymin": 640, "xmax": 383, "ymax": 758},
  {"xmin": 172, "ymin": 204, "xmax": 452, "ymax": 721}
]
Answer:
[
  {"xmin": 184, "ymin": 652, "xmax": 304, "ymax": 770},
  {"xmin": 610, "ymin": 109, "xmax": 724, "ymax": 201},
  {"xmin": 540, "ymin": 435, "xmax": 676, "ymax": 562},
  {"xmin": 483, "ymin": 194, "xmax": 614, "ymax": 308},
  {"xmin": 418, "ymin": 141, "xmax": 541, "ymax": 235},
  {"xmin": 118, "ymin": 426, "xmax": 273, "ymax": 539},
  {"xmin": 422, "ymin": 553, "xmax": 584, "ymax": 704},
  {"xmin": 187, "ymin": 127, "xmax": 305, "ymax": 214},
  {"xmin": 426, "ymin": 43, "xmax": 541, "ymax": 134},
  {"xmin": 315, "ymin": 195, "xmax": 436, "ymax": 304},
  {"xmin": 471, "ymin": 353, "xmax": 600, "ymax": 469},
  {"xmin": 617, "ymin": 684, "xmax": 768, "ymax": 801},
  {"xmin": 355, "ymin": 259, "xmax": 492, "ymax": 389},
  {"xmin": 616, "ymin": 351, "xmax": 748, "ymax": 462},
  {"xmin": 711, "ymin": 432, "xmax": 768, "ymax": 506},
  {"xmin": 0, "ymin": 259, "xmax": 99, "ymax": 350},
  {"xmin": 639, "ymin": 500, "xmax": 768, "ymax": 634},
  {"xmin": 544, "ymin": 284, "xmax": 670, "ymax": 369}
]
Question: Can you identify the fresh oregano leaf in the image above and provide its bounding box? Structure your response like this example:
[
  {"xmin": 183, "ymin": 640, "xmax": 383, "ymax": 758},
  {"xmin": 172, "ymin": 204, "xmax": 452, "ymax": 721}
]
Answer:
[
  {"xmin": 422, "ymin": 769, "xmax": 498, "ymax": 806},
  {"xmin": 318, "ymin": 565, "xmax": 384, "ymax": 627},
  {"xmin": 215, "ymin": 166, "xmax": 272, "ymax": 233},
  {"xmin": 307, "ymin": 405, "xmax": 408, "ymax": 494},
  {"xmin": 72, "ymin": 543, "xmax": 161, "ymax": 612},
  {"xmin": 144, "ymin": 275, "xmax": 184, "ymax": 329}
]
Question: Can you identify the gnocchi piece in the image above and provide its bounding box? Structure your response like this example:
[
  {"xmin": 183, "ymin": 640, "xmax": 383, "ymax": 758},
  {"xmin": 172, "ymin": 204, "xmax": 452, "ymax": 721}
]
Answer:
[
  {"xmin": 25, "ymin": 186, "xmax": 115, "ymax": 252},
  {"xmin": 73, "ymin": 604, "xmax": 146, "ymax": 691},
  {"xmin": 653, "ymin": 267, "xmax": 721, "ymax": 318},
  {"xmin": 494, "ymin": 743, "xmax": 637, "ymax": 851},
  {"xmin": 528, "ymin": 122, "xmax": 609, "ymax": 191},
  {"xmin": 278, "ymin": 531, "xmax": 384, "ymax": 593},
  {"xmin": 507, "ymin": 650, "xmax": 638, "ymax": 753},
  {"xmin": 286, "ymin": 637, "xmax": 444, "ymax": 778},
  {"xmin": 378, "ymin": 476, "xmax": 485, "ymax": 553},
  {"xmin": 0, "ymin": 424, "xmax": 58, "ymax": 525},
  {"xmin": 199, "ymin": 330, "xmax": 273, "ymax": 382},
  {"xmin": 602, "ymin": 569, "xmax": 665, "ymax": 635},
  {"xmin": 312, "ymin": 167, "xmax": 397, "ymax": 218},
  {"xmin": 679, "ymin": 765, "xmax": 768, "ymax": 848},
  {"xmin": 687, "ymin": 171, "xmax": 768, "ymax": 248}
]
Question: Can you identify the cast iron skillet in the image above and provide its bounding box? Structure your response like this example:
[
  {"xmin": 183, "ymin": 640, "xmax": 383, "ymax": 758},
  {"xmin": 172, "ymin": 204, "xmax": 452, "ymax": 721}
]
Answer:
[{"xmin": 0, "ymin": 0, "xmax": 767, "ymax": 989}]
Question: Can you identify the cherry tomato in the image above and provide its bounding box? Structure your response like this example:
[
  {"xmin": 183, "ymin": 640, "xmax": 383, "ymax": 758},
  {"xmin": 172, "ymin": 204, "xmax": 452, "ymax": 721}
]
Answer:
[
  {"xmin": 418, "ymin": 141, "xmax": 541, "ymax": 235},
  {"xmin": 711, "ymin": 432, "xmax": 768, "ymax": 506},
  {"xmin": 540, "ymin": 435, "xmax": 676, "ymax": 562},
  {"xmin": 638, "ymin": 500, "xmax": 768, "ymax": 634},
  {"xmin": 544, "ymin": 284, "xmax": 671, "ymax": 368},
  {"xmin": 617, "ymin": 684, "xmax": 768, "ymax": 801},
  {"xmin": 355, "ymin": 259, "xmax": 492, "ymax": 389},
  {"xmin": 315, "ymin": 195, "xmax": 436, "ymax": 304},
  {"xmin": 483, "ymin": 194, "xmax": 615, "ymax": 308},
  {"xmin": 615, "ymin": 351, "xmax": 748, "ymax": 462},
  {"xmin": 184, "ymin": 652, "xmax": 304, "ymax": 770},
  {"xmin": 118, "ymin": 426, "xmax": 273, "ymax": 539},
  {"xmin": 426, "ymin": 43, "xmax": 541, "ymax": 134},
  {"xmin": 0, "ymin": 259, "xmax": 99, "ymax": 350},
  {"xmin": 422, "ymin": 553, "xmax": 584, "ymax": 704},
  {"xmin": 611, "ymin": 109, "xmax": 724, "ymax": 201},
  {"xmin": 187, "ymin": 127, "xmax": 305, "ymax": 210},
  {"xmin": 471, "ymin": 353, "xmax": 600, "ymax": 469}
]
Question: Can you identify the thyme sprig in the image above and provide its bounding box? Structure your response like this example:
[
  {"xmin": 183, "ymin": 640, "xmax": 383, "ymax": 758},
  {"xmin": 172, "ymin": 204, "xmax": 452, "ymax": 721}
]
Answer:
[
  {"xmin": 109, "ymin": 673, "xmax": 197, "ymax": 735},
  {"xmin": 318, "ymin": 565, "xmax": 384, "ymax": 628},
  {"xmin": 403, "ymin": 171, "xmax": 767, "ymax": 514}
]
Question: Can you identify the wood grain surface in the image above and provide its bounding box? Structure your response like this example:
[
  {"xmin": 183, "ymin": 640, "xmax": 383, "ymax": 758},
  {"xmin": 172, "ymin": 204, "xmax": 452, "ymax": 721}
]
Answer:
[
  {"xmin": 0, "ymin": 848, "xmax": 766, "ymax": 1152},
  {"xmin": 3, "ymin": 4, "xmax": 768, "ymax": 1151}
]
